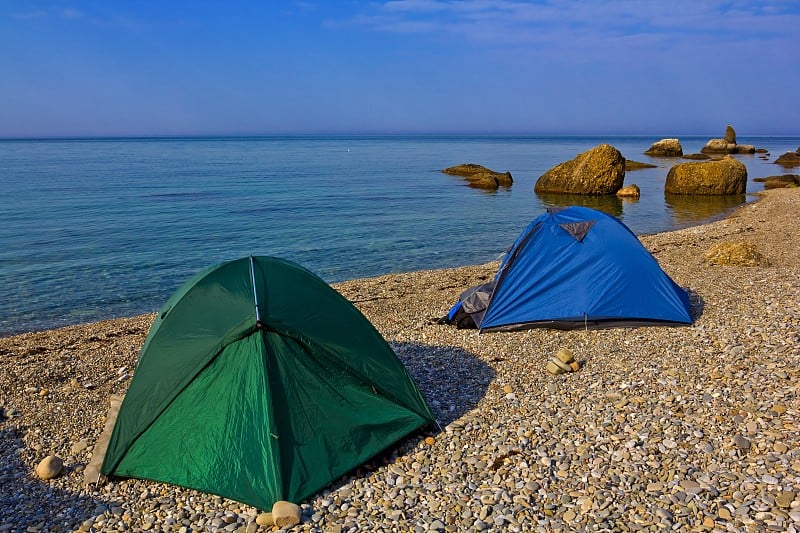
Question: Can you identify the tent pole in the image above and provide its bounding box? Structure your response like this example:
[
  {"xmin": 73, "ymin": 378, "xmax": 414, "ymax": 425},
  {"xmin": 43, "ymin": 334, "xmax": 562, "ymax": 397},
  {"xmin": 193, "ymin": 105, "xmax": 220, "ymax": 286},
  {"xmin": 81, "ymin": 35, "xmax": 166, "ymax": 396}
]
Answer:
[{"xmin": 249, "ymin": 256, "xmax": 263, "ymax": 329}]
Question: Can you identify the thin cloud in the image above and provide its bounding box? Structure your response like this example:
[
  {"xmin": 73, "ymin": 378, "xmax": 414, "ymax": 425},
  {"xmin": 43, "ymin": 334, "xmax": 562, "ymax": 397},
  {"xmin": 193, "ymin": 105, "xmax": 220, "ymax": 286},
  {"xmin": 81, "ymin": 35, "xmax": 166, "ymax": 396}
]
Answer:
[
  {"xmin": 333, "ymin": 0, "xmax": 800, "ymax": 49},
  {"xmin": 57, "ymin": 8, "xmax": 85, "ymax": 20},
  {"xmin": 10, "ymin": 10, "xmax": 48, "ymax": 20}
]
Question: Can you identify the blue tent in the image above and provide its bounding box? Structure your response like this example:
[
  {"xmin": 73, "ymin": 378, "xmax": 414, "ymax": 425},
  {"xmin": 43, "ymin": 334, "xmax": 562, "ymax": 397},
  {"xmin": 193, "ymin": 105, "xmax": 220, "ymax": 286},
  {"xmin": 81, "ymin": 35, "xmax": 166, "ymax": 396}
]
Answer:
[{"xmin": 447, "ymin": 206, "xmax": 692, "ymax": 331}]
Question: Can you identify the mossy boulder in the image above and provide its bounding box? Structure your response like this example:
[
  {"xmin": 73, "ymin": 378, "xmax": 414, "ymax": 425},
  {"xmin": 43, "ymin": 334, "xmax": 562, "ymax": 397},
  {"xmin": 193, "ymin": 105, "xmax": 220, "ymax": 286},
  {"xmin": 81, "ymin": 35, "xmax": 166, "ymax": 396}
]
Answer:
[
  {"xmin": 704, "ymin": 241, "xmax": 768, "ymax": 267},
  {"xmin": 534, "ymin": 144, "xmax": 625, "ymax": 195},
  {"xmin": 664, "ymin": 158, "xmax": 747, "ymax": 195}
]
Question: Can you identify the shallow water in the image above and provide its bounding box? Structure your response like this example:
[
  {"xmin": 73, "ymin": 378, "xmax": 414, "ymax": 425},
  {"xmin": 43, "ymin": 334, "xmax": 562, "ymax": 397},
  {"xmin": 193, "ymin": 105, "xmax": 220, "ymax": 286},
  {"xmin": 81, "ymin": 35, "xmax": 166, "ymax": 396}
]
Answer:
[{"xmin": 1, "ymin": 134, "xmax": 797, "ymax": 335}]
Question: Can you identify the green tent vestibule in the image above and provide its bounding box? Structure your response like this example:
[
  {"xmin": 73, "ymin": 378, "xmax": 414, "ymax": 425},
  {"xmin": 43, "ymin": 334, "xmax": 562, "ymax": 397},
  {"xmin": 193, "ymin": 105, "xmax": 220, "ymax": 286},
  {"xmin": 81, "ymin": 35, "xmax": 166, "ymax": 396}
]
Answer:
[{"xmin": 100, "ymin": 256, "xmax": 435, "ymax": 510}]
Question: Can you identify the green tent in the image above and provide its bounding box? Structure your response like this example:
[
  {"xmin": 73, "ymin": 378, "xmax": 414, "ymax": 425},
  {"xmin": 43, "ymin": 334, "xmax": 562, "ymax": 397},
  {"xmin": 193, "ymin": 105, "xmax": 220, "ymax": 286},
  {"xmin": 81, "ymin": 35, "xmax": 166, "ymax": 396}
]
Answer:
[{"xmin": 100, "ymin": 256, "xmax": 434, "ymax": 510}]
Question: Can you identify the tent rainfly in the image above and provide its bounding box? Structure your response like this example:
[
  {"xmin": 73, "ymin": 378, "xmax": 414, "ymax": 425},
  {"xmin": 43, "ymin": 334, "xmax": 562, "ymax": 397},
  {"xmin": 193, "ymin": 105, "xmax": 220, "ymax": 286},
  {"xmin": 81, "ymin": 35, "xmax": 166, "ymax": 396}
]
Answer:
[
  {"xmin": 100, "ymin": 256, "xmax": 434, "ymax": 510},
  {"xmin": 447, "ymin": 206, "xmax": 693, "ymax": 331}
]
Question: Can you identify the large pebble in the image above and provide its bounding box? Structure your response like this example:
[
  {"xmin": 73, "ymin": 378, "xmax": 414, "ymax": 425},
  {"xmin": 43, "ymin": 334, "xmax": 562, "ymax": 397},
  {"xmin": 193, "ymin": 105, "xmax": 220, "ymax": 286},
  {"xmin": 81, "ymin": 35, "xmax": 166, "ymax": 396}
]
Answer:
[
  {"xmin": 272, "ymin": 501, "xmax": 301, "ymax": 527},
  {"xmin": 255, "ymin": 512, "xmax": 273, "ymax": 526},
  {"xmin": 35, "ymin": 455, "xmax": 64, "ymax": 480}
]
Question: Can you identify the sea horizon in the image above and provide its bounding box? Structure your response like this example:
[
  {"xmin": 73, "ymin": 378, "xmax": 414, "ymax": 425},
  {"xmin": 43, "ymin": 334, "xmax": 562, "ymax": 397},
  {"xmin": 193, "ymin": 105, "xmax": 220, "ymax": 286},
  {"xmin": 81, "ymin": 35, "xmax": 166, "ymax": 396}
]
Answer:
[{"xmin": 2, "ymin": 132, "xmax": 799, "ymax": 141}]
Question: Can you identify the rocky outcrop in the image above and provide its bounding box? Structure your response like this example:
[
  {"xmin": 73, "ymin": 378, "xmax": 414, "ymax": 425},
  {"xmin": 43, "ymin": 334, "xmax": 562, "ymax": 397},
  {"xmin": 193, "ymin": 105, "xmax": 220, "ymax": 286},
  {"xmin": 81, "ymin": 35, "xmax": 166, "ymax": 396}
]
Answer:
[
  {"xmin": 443, "ymin": 163, "xmax": 513, "ymax": 190},
  {"xmin": 644, "ymin": 139, "xmax": 682, "ymax": 157},
  {"xmin": 682, "ymin": 153, "xmax": 711, "ymax": 160},
  {"xmin": 724, "ymin": 125, "xmax": 737, "ymax": 144},
  {"xmin": 753, "ymin": 175, "xmax": 799, "ymax": 189},
  {"xmin": 534, "ymin": 144, "xmax": 625, "ymax": 195},
  {"xmin": 704, "ymin": 241, "xmax": 768, "ymax": 267},
  {"xmin": 616, "ymin": 184, "xmax": 640, "ymax": 198},
  {"xmin": 774, "ymin": 151, "xmax": 800, "ymax": 167},
  {"xmin": 664, "ymin": 157, "xmax": 747, "ymax": 195},
  {"xmin": 625, "ymin": 160, "xmax": 657, "ymax": 170},
  {"xmin": 700, "ymin": 125, "xmax": 755, "ymax": 154}
]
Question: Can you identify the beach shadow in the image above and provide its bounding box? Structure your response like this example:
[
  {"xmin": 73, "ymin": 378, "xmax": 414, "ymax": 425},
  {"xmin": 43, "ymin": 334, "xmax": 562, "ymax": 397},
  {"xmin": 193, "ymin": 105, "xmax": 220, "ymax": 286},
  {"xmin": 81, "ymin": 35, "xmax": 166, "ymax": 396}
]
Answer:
[
  {"xmin": 391, "ymin": 342, "xmax": 495, "ymax": 428},
  {"xmin": 0, "ymin": 426, "xmax": 102, "ymax": 530},
  {"xmin": 686, "ymin": 288, "xmax": 706, "ymax": 322}
]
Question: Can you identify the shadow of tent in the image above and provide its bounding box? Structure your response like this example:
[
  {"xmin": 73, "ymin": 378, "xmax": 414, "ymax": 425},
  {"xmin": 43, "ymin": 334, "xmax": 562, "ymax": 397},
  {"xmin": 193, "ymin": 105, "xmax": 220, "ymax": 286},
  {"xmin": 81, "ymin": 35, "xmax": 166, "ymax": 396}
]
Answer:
[
  {"xmin": 314, "ymin": 341, "xmax": 495, "ymax": 490},
  {"xmin": 0, "ymin": 426, "xmax": 102, "ymax": 530},
  {"xmin": 391, "ymin": 342, "xmax": 495, "ymax": 428},
  {"xmin": 686, "ymin": 288, "xmax": 705, "ymax": 322}
]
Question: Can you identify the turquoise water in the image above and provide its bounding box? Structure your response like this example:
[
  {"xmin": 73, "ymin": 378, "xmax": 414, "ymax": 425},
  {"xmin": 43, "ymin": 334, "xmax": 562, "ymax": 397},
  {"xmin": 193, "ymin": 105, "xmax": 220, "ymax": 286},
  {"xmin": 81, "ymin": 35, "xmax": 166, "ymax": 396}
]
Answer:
[{"xmin": 1, "ymin": 135, "xmax": 798, "ymax": 335}]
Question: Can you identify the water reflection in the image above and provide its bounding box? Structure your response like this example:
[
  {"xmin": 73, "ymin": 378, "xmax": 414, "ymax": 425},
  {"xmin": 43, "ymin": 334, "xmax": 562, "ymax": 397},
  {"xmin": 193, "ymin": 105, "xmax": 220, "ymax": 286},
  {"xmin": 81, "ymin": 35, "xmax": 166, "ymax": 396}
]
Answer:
[
  {"xmin": 664, "ymin": 194, "xmax": 746, "ymax": 226},
  {"xmin": 536, "ymin": 192, "xmax": 623, "ymax": 217}
]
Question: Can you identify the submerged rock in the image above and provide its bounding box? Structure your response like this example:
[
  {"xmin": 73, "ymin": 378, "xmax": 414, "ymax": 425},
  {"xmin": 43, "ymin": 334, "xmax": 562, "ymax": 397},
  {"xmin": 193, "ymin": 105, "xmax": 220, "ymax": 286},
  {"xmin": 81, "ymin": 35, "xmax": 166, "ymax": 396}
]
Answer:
[
  {"xmin": 443, "ymin": 163, "xmax": 513, "ymax": 190},
  {"xmin": 753, "ymin": 175, "xmax": 799, "ymax": 188},
  {"xmin": 625, "ymin": 160, "xmax": 657, "ymax": 170},
  {"xmin": 774, "ymin": 151, "xmax": 800, "ymax": 167},
  {"xmin": 665, "ymin": 158, "xmax": 747, "ymax": 195},
  {"xmin": 534, "ymin": 144, "xmax": 625, "ymax": 195}
]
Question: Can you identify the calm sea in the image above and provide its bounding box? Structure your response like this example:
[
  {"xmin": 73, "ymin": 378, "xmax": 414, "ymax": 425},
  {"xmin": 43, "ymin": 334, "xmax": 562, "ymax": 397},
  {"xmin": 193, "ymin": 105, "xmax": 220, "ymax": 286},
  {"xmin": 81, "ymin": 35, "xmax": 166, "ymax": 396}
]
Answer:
[{"xmin": 1, "ymin": 135, "xmax": 798, "ymax": 335}]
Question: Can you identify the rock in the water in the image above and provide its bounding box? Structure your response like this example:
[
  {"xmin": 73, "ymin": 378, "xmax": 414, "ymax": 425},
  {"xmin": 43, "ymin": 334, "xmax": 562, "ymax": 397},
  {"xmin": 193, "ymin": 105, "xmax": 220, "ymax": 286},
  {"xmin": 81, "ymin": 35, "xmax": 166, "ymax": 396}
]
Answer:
[
  {"xmin": 35, "ymin": 455, "xmax": 64, "ymax": 480},
  {"xmin": 443, "ymin": 163, "xmax": 513, "ymax": 190},
  {"xmin": 616, "ymin": 184, "xmax": 640, "ymax": 198},
  {"xmin": 272, "ymin": 501, "xmax": 301, "ymax": 527},
  {"xmin": 700, "ymin": 126, "xmax": 755, "ymax": 154},
  {"xmin": 701, "ymin": 138, "xmax": 733, "ymax": 153},
  {"xmin": 700, "ymin": 132, "xmax": 754, "ymax": 155},
  {"xmin": 534, "ymin": 144, "xmax": 625, "ymax": 195},
  {"xmin": 753, "ymin": 175, "xmax": 799, "ymax": 189},
  {"xmin": 724, "ymin": 124, "xmax": 737, "ymax": 144},
  {"xmin": 775, "ymin": 151, "xmax": 800, "ymax": 167},
  {"xmin": 704, "ymin": 241, "xmax": 769, "ymax": 267},
  {"xmin": 664, "ymin": 158, "xmax": 747, "ymax": 195},
  {"xmin": 644, "ymin": 138, "xmax": 682, "ymax": 157},
  {"xmin": 682, "ymin": 153, "xmax": 711, "ymax": 160},
  {"xmin": 625, "ymin": 160, "xmax": 657, "ymax": 170}
]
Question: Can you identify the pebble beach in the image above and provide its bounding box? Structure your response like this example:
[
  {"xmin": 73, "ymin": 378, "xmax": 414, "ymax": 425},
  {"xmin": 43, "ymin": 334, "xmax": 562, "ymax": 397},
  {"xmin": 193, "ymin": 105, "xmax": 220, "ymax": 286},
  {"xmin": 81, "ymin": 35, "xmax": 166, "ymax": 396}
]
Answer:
[{"xmin": 1, "ymin": 187, "xmax": 799, "ymax": 532}]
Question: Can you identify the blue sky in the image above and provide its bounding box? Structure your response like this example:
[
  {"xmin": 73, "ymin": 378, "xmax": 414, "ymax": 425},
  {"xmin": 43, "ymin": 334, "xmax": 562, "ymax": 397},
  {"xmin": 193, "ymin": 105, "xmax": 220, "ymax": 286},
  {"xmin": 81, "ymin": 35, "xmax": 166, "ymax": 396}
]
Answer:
[{"xmin": 1, "ymin": 1, "xmax": 798, "ymax": 137}]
